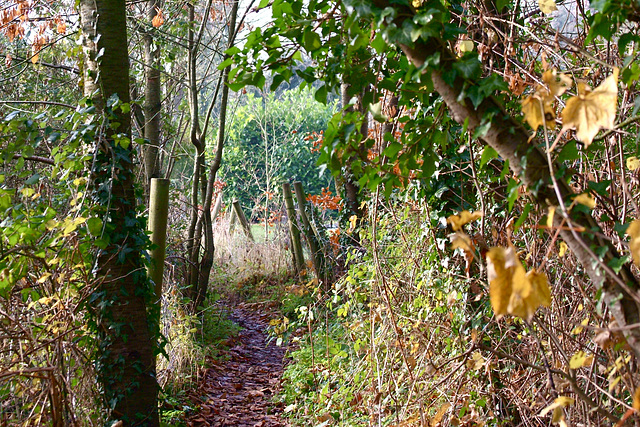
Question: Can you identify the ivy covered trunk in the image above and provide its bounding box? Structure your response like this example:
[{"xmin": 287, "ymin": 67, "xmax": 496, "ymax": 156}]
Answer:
[{"xmin": 79, "ymin": 0, "xmax": 158, "ymax": 424}]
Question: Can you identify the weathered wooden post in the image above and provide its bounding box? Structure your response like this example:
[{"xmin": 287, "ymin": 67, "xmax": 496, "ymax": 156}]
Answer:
[
  {"xmin": 283, "ymin": 182, "xmax": 305, "ymax": 274},
  {"xmin": 293, "ymin": 181, "xmax": 326, "ymax": 283},
  {"xmin": 232, "ymin": 199, "xmax": 254, "ymax": 241},
  {"xmin": 211, "ymin": 191, "xmax": 223, "ymax": 222},
  {"xmin": 228, "ymin": 203, "xmax": 238, "ymax": 232},
  {"xmin": 148, "ymin": 178, "xmax": 170, "ymax": 305}
]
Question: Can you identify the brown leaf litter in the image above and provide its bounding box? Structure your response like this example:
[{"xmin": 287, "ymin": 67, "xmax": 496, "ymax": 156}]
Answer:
[{"xmin": 187, "ymin": 302, "xmax": 289, "ymax": 427}]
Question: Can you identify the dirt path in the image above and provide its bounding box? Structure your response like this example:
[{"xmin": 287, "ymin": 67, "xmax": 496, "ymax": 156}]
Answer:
[{"xmin": 187, "ymin": 302, "xmax": 289, "ymax": 427}]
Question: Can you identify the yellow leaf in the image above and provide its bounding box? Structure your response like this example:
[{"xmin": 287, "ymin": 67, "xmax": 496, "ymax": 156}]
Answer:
[
  {"xmin": 609, "ymin": 375, "xmax": 621, "ymax": 392},
  {"xmin": 527, "ymin": 269, "xmax": 551, "ymax": 307},
  {"xmin": 447, "ymin": 210, "xmax": 482, "ymax": 231},
  {"xmin": 543, "ymin": 70, "xmax": 572, "ymax": 97},
  {"xmin": 558, "ymin": 241, "xmax": 568, "ymax": 257},
  {"xmin": 627, "ymin": 156, "xmax": 640, "ymax": 171},
  {"xmin": 470, "ymin": 351, "xmax": 485, "ymax": 370},
  {"xmin": 348, "ymin": 215, "xmax": 358, "ymax": 234},
  {"xmin": 626, "ymin": 219, "xmax": 640, "ymax": 265},
  {"xmin": 540, "ymin": 396, "xmax": 574, "ymax": 417},
  {"xmin": 487, "ymin": 247, "xmax": 551, "ymax": 321},
  {"xmin": 521, "ymin": 93, "xmax": 555, "ymax": 132},
  {"xmin": 506, "ymin": 258, "xmax": 532, "ymax": 320},
  {"xmin": 573, "ymin": 193, "xmax": 596, "ymax": 209},
  {"xmin": 561, "ymin": 68, "xmax": 619, "ymax": 146},
  {"xmin": 486, "ymin": 247, "xmax": 513, "ymax": 318},
  {"xmin": 569, "ymin": 351, "xmax": 587, "ymax": 369},
  {"xmin": 521, "ymin": 69, "xmax": 571, "ymax": 132},
  {"xmin": 450, "ymin": 232, "xmax": 473, "ymax": 252},
  {"xmin": 539, "ymin": 0, "xmax": 558, "ymax": 14},
  {"xmin": 633, "ymin": 386, "xmax": 640, "ymax": 411},
  {"xmin": 457, "ymin": 40, "xmax": 474, "ymax": 55},
  {"xmin": 546, "ymin": 206, "xmax": 556, "ymax": 228}
]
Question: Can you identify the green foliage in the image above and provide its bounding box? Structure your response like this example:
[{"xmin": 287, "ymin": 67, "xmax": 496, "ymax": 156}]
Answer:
[{"xmin": 220, "ymin": 88, "xmax": 336, "ymax": 216}]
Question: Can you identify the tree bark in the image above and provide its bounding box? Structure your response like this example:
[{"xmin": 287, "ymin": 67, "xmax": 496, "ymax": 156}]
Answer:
[
  {"xmin": 185, "ymin": 0, "xmax": 239, "ymax": 311},
  {"xmin": 79, "ymin": 0, "xmax": 158, "ymax": 424},
  {"xmin": 370, "ymin": 0, "xmax": 640, "ymax": 359},
  {"xmin": 143, "ymin": 0, "xmax": 162, "ymax": 183}
]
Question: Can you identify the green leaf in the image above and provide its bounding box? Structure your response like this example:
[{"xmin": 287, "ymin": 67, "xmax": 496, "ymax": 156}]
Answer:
[
  {"xmin": 608, "ymin": 255, "xmax": 630, "ymax": 273},
  {"xmin": 314, "ymin": 84, "xmax": 328, "ymax": 104},
  {"xmin": 87, "ymin": 217, "xmax": 103, "ymax": 236},
  {"xmin": 369, "ymin": 102, "xmax": 387, "ymax": 123},
  {"xmin": 303, "ymin": 30, "xmax": 321, "ymax": 51},
  {"xmin": 507, "ymin": 178, "xmax": 520, "ymax": 212},
  {"xmin": 557, "ymin": 141, "xmax": 579, "ymax": 162},
  {"xmin": 371, "ymin": 32, "xmax": 387, "ymax": 53},
  {"xmin": 480, "ymin": 146, "xmax": 498, "ymax": 168},
  {"xmin": 514, "ymin": 203, "xmax": 531, "ymax": 229},
  {"xmin": 587, "ymin": 179, "xmax": 611, "ymax": 196},
  {"xmin": 217, "ymin": 57, "xmax": 234, "ymax": 70},
  {"xmin": 384, "ymin": 142, "xmax": 403, "ymax": 159},
  {"xmin": 225, "ymin": 46, "xmax": 241, "ymax": 56},
  {"xmin": 453, "ymin": 55, "xmax": 481, "ymax": 80}
]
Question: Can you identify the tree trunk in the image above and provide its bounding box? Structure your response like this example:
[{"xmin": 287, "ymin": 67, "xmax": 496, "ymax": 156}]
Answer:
[
  {"xmin": 79, "ymin": 0, "xmax": 158, "ymax": 424},
  {"xmin": 143, "ymin": 0, "xmax": 162, "ymax": 184},
  {"xmin": 371, "ymin": 0, "xmax": 640, "ymax": 359},
  {"xmin": 185, "ymin": 0, "xmax": 239, "ymax": 311}
]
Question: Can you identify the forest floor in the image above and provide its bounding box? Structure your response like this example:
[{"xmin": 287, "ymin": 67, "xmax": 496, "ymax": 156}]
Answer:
[{"xmin": 186, "ymin": 301, "xmax": 290, "ymax": 427}]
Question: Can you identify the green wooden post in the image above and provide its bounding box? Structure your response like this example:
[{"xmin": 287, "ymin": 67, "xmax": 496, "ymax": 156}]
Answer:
[
  {"xmin": 148, "ymin": 178, "xmax": 170, "ymax": 303},
  {"xmin": 293, "ymin": 181, "xmax": 325, "ymax": 282},
  {"xmin": 232, "ymin": 199, "xmax": 254, "ymax": 241},
  {"xmin": 283, "ymin": 182, "xmax": 305, "ymax": 274}
]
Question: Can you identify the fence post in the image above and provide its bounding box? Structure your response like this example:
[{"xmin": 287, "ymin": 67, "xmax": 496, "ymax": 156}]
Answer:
[
  {"xmin": 211, "ymin": 191, "xmax": 223, "ymax": 222},
  {"xmin": 293, "ymin": 181, "xmax": 326, "ymax": 284},
  {"xmin": 283, "ymin": 182, "xmax": 305, "ymax": 274},
  {"xmin": 232, "ymin": 199, "xmax": 254, "ymax": 241},
  {"xmin": 148, "ymin": 178, "xmax": 170, "ymax": 306}
]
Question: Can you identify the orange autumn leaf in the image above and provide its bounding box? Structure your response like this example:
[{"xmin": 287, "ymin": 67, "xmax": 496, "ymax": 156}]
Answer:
[{"xmin": 152, "ymin": 7, "xmax": 165, "ymax": 28}]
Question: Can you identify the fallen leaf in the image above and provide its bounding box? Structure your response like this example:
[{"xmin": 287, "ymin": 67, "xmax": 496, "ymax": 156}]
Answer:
[
  {"xmin": 316, "ymin": 412, "xmax": 333, "ymax": 423},
  {"xmin": 561, "ymin": 69, "xmax": 619, "ymax": 146},
  {"xmin": 431, "ymin": 403, "xmax": 451, "ymax": 426},
  {"xmin": 594, "ymin": 330, "xmax": 612, "ymax": 349}
]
